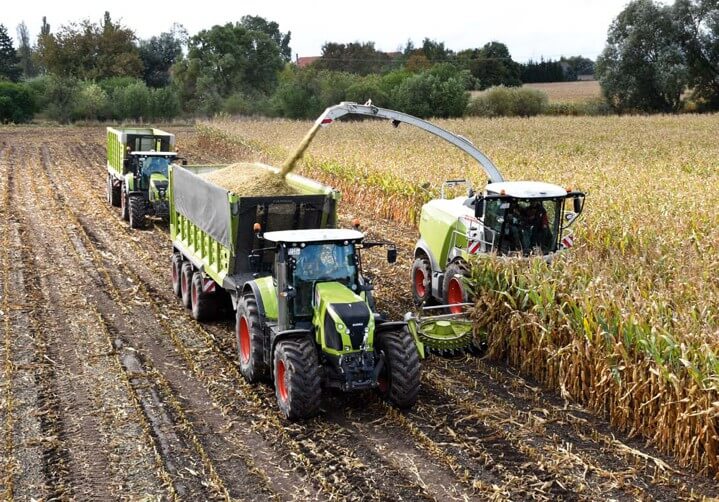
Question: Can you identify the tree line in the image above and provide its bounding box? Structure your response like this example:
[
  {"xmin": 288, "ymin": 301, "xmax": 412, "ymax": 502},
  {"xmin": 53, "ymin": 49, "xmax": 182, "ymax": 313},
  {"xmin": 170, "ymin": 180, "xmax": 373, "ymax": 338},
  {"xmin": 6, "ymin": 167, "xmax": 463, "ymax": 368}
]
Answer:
[{"xmin": 0, "ymin": 0, "xmax": 717, "ymax": 123}]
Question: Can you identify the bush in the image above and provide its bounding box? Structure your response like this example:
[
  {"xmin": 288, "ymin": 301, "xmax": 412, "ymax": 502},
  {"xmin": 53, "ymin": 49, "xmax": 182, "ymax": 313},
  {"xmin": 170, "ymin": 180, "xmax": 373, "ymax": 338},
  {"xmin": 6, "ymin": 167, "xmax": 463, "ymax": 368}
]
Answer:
[
  {"xmin": 44, "ymin": 76, "xmax": 80, "ymax": 123},
  {"xmin": 73, "ymin": 82, "xmax": 109, "ymax": 121},
  {"xmin": 391, "ymin": 69, "xmax": 469, "ymax": 118},
  {"xmin": 467, "ymin": 86, "xmax": 548, "ymax": 117},
  {"xmin": 346, "ymin": 75, "xmax": 389, "ymax": 107},
  {"xmin": 112, "ymin": 81, "xmax": 152, "ymax": 120},
  {"xmin": 544, "ymin": 97, "xmax": 613, "ymax": 116},
  {"xmin": 150, "ymin": 86, "xmax": 181, "ymax": 120},
  {"xmin": 222, "ymin": 92, "xmax": 273, "ymax": 116},
  {"xmin": 0, "ymin": 82, "xmax": 34, "ymax": 123}
]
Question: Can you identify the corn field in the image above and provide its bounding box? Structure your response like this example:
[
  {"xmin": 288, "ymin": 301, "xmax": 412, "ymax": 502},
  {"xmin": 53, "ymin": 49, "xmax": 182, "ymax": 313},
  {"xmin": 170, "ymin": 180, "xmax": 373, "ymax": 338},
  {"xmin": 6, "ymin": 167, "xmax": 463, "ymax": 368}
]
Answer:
[{"xmin": 203, "ymin": 114, "xmax": 719, "ymax": 476}]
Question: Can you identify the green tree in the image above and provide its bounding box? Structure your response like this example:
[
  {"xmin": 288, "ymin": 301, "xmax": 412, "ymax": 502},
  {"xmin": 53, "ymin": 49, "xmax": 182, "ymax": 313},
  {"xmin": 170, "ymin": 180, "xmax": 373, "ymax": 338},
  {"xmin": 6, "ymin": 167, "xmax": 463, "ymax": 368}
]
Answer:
[
  {"xmin": 44, "ymin": 75, "xmax": 80, "ymax": 123},
  {"xmin": 16, "ymin": 22, "xmax": 37, "ymax": 79},
  {"xmin": 462, "ymin": 42, "xmax": 522, "ymax": 90},
  {"xmin": 391, "ymin": 64, "xmax": 469, "ymax": 118},
  {"xmin": 0, "ymin": 82, "xmax": 33, "ymax": 122},
  {"xmin": 0, "ymin": 25, "xmax": 21, "ymax": 82},
  {"xmin": 674, "ymin": 0, "xmax": 719, "ymax": 108},
  {"xmin": 597, "ymin": 0, "xmax": 689, "ymax": 112},
  {"xmin": 73, "ymin": 81, "xmax": 109, "ymax": 120},
  {"xmin": 560, "ymin": 56, "xmax": 595, "ymax": 80},
  {"xmin": 240, "ymin": 15, "xmax": 292, "ymax": 62},
  {"xmin": 139, "ymin": 25, "xmax": 185, "ymax": 87},
  {"xmin": 314, "ymin": 41, "xmax": 392, "ymax": 75},
  {"xmin": 35, "ymin": 12, "xmax": 142, "ymax": 80},
  {"xmin": 174, "ymin": 22, "xmax": 285, "ymax": 112}
]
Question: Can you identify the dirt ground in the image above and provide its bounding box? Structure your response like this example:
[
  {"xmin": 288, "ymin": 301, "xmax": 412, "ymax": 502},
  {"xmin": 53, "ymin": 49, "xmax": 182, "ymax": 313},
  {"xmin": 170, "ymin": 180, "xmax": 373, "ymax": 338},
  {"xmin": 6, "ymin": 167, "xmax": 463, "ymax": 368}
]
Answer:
[{"xmin": 0, "ymin": 126, "xmax": 716, "ymax": 501}]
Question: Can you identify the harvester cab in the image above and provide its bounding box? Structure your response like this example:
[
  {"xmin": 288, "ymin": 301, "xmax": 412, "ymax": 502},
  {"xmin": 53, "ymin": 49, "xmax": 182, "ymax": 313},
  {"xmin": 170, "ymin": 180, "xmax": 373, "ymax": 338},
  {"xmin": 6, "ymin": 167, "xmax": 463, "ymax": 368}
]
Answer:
[
  {"xmin": 238, "ymin": 228, "xmax": 422, "ymax": 419},
  {"xmin": 313, "ymin": 102, "xmax": 586, "ymax": 353}
]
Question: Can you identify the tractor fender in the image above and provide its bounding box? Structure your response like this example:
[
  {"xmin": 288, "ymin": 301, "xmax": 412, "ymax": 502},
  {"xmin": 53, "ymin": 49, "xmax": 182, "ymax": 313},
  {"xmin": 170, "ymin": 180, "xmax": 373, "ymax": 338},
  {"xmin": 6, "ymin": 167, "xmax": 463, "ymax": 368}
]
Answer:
[
  {"xmin": 270, "ymin": 329, "xmax": 313, "ymax": 359},
  {"xmin": 242, "ymin": 283, "xmax": 267, "ymax": 322},
  {"xmin": 374, "ymin": 321, "xmax": 407, "ymax": 334}
]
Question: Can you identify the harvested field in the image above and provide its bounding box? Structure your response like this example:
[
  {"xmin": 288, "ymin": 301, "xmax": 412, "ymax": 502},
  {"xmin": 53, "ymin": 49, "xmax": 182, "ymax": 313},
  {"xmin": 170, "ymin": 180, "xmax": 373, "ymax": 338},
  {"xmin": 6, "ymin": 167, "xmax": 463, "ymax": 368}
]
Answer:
[{"xmin": 0, "ymin": 125, "xmax": 717, "ymax": 500}]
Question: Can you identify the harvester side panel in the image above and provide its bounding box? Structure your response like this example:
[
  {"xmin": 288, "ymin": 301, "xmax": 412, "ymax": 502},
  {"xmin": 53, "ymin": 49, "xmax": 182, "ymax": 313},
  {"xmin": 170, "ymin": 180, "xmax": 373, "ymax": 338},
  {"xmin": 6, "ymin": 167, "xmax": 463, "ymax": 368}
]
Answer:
[{"xmin": 418, "ymin": 200, "xmax": 471, "ymax": 268}]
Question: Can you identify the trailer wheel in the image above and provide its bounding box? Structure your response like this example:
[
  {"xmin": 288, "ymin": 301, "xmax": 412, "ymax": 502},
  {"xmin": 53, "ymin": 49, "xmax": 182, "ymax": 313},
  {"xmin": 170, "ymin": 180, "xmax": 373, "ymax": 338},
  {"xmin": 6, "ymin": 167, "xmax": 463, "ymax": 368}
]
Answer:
[
  {"xmin": 120, "ymin": 185, "xmax": 129, "ymax": 221},
  {"xmin": 411, "ymin": 256, "xmax": 432, "ymax": 306},
  {"xmin": 442, "ymin": 261, "xmax": 470, "ymax": 314},
  {"xmin": 107, "ymin": 175, "xmax": 121, "ymax": 207},
  {"xmin": 273, "ymin": 338, "xmax": 321, "ymax": 420},
  {"xmin": 375, "ymin": 328, "xmax": 420, "ymax": 409},
  {"xmin": 171, "ymin": 253, "xmax": 183, "ymax": 297},
  {"xmin": 236, "ymin": 294, "xmax": 269, "ymax": 383},
  {"xmin": 190, "ymin": 271, "xmax": 216, "ymax": 321},
  {"xmin": 129, "ymin": 195, "xmax": 146, "ymax": 229},
  {"xmin": 180, "ymin": 262, "xmax": 193, "ymax": 308}
]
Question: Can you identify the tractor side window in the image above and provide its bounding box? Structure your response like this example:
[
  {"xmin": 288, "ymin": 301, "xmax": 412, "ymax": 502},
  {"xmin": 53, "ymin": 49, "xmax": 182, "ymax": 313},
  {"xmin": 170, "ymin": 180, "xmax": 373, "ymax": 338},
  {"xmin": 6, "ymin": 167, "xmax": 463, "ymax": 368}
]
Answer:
[{"xmin": 483, "ymin": 198, "xmax": 506, "ymax": 251}]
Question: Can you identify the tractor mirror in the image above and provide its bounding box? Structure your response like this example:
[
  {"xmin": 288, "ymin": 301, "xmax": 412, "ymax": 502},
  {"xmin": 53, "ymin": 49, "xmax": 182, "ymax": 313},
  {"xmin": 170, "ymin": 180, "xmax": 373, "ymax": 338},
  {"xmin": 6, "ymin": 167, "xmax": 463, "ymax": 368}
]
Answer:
[
  {"xmin": 573, "ymin": 195, "xmax": 583, "ymax": 214},
  {"xmin": 475, "ymin": 196, "xmax": 485, "ymax": 218},
  {"xmin": 387, "ymin": 247, "xmax": 397, "ymax": 264}
]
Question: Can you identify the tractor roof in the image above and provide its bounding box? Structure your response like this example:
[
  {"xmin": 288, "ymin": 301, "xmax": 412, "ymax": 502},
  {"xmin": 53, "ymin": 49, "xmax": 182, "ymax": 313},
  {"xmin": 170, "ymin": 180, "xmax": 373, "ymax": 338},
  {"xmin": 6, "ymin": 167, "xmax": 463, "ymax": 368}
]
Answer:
[
  {"xmin": 130, "ymin": 151, "xmax": 178, "ymax": 156},
  {"xmin": 264, "ymin": 228, "xmax": 364, "ymax": 244},
  {"xmin": 486, "ymin": 181, "xmax": 567, "ymax": 199}
]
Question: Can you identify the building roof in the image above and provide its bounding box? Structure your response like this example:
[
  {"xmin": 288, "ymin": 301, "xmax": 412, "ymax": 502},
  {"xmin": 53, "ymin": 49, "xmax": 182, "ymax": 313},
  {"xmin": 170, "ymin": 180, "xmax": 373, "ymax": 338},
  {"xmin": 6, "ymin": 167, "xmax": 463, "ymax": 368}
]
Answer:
[{"xmin": 296, "ymin": 56, "xmax": 321, "ymax": 68}]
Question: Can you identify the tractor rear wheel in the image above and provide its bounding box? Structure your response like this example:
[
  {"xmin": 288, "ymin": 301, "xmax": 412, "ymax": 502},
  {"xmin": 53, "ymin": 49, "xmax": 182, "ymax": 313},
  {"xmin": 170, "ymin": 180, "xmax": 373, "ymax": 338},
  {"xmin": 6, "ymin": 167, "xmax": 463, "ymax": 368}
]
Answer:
[
  {"xmin": 171, "ymin": 253, "xmax": 183, "ymax": 297},
  {"xmin": 375, "ymin": 328, "xmax": 420, "ymax": 409},
  {"xmin": 442, "ymin": 261, "xmax": 470, "ymax": 314},
  {"xmin": 411, "ymin": 256, "xmax": 432, "ymax": 306},
  {"xmin": 190, "ymin": 271, "xmax": 216, "ymax": 321},
  {"xmin": 180, "ymin": 262, "xmax": 193, "ymax": 308},
  {"xmin": 273, "ymin": 338, "xmax": 321, "ymax": 419},
  {"xmin": 129, "ymin": 195, "xmax": 146, "ymax": 229},
  {"xmin": 236, "ymin": 294, "xmax": 269, "ymax": 383},
  {"xmin": 120, "ymin": 185, "xmax": 129, "ymax": 221}
]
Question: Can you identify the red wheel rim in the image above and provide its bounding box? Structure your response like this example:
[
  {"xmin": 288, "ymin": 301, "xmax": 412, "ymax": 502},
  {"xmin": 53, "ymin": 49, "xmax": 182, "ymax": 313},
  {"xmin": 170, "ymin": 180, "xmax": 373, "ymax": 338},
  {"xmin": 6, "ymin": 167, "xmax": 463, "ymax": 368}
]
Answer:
[
  {"xmin": 276, "ymin": 360, "xmax": 288, "ymax": 402},
  {"xmin": 378, "ymin": 373, "xmax": 388, "ymax": 394},
  {"xmin": 181, "ymin": 272, "xmax": 188, "ymax": 295},
  {"xmin": 447, "ymin": 277, "xmax": 464, "ymax": 314},
  {"xmin": 191, "ymin": 281, "xmax": 198, "ymax": 306},
  {"xmin": 239, "ymin": 317, "xmax": 250, "ymax": 363},
  {"xmin": 414, "ymin": 268, "xmax": 426, "ymax": 298}
]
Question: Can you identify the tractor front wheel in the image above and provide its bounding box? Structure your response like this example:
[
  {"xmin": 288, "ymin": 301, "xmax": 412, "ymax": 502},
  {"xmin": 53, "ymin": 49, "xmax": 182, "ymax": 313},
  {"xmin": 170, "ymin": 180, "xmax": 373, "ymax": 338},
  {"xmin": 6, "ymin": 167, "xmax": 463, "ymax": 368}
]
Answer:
[
  {"xmin": 129, "ymin": 195, "xmax": 146, "ymax": 229},
  {"xmin": 411, "ymin": 256, "xmax": 432, "ymax": 306},
  {"xmin": 236, "ymin": 294, "xmax": 269, "ymax": 383},
  {"xmin": 180, "ymin": 262, "xmax": 193, "ymax": 308},
  {"xmin": 442, "ymin": 261, "xmax": 470, "ymax": 314},
  {"xmin": 273, "ymin": 338, "xmax": 321, "ymax": 420},
  {"xmin": 375, "ymin": 328, "xmax": 420, "ymax": 409},
  {"xmin": 190, "ymin": 271, "xmax": 216, "ymax": 321},
  {"xmin": 171, "ymin": 253, "xmax": 183, "ymax": 297}
]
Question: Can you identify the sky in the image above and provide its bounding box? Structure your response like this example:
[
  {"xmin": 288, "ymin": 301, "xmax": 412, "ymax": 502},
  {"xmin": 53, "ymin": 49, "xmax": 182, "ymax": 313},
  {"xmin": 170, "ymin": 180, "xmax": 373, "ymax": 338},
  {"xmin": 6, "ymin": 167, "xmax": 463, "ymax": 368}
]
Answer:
[{"xmin": 2, "ymin": 0, "xmax": 633, "ymax": 62}]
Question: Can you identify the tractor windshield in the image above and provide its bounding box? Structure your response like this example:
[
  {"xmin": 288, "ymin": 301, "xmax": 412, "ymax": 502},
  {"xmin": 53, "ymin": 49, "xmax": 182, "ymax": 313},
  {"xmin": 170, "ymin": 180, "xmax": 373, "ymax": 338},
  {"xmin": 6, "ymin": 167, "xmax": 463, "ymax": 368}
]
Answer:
[
  {"xmin": 485, "ymin": 198, "xmax": 562, "ymax": 255},
  {"xmin": 290, "ymin": 242, "xmax": 358, "ymax": 317},
  {"xmin": 140, "ymin": 156, "xmax": 170, "ymax": 177}
]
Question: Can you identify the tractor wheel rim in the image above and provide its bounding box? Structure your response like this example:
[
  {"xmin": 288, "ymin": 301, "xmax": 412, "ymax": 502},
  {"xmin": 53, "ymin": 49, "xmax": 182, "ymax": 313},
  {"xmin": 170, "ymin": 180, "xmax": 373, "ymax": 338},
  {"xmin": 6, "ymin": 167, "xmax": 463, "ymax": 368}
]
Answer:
[
  {"xmin": 276, "ymin": 360, "xmax": 288, "ymax": 402},
  {"xmin": 239, "ymin": 317, "xmax": 250, "ymax": 363},
  {"xmin": 378, "ymin": 372, "xmax": 388, "ymax": 394},
  {"xmin": 448, "ymin": 277, "xmax": 464, "ymax": 314},
  {"xmin": 191, "ymin": 282, "xmax": 198, "ymax": 306},
  {"xmin": 181, "ymin": 273, "xmax": 187, "ymax": 295},
  {"xmin": 172, "ymin": 262, "xmax": 178, "ymax": 282},
  {"xmin": 414, "ymin": 268, "xmax": 426, "ymax": 298}
]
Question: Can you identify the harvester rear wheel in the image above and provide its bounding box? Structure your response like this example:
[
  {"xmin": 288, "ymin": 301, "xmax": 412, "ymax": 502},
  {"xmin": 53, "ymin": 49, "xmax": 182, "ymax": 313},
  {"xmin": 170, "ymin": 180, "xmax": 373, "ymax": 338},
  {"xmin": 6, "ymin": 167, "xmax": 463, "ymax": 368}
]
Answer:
[
  {"xmin": 375, "ymin": 328, "xmax": 420, "ymax": 409},
  {"xmin": 411, "ymin": 256, "xmax": 432, "ymax": 306},
  {"xmin": 171, "ymin": 253, "xmax": 183, "ymax": 297},
  {"xmin": 190, "ymin": 271, "xmax": 216, "ymax": 321},
  {"xmin": 273, "ymin": 338, "xmax": 321, "ymax": 419},
  {"xmin": 180, "ymin": 262, "xmax": 193, "ymax": 308},
  {"xmin": 129, "ymin": 195, "xmax": 146, "ymax": 229},
  {"xmin": 120, "ymin": 186, "xmax": 129, "ymax": 221},
  {"xmin": 236, "ymin": 294, "xmax": 269, "ymax": 383},
  {"xmin": 442, "ymin": 261, "xmax": 470, "ymax": 314}
]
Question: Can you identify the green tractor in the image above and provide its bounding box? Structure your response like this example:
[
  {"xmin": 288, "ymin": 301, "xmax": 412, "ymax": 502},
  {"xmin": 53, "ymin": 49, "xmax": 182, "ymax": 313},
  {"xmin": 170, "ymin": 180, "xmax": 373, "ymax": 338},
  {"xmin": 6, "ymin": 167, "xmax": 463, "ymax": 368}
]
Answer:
[
  {"xmin": 106, "ymin": 127, "xmax": 185, "ymax": 229},
  {"xmin": 237, "ymin": 228, "xmax": 422, "ymax": 419},
  {"xmin": 315, "ymin": 102, "xmax": 586, "ymax": 353}
]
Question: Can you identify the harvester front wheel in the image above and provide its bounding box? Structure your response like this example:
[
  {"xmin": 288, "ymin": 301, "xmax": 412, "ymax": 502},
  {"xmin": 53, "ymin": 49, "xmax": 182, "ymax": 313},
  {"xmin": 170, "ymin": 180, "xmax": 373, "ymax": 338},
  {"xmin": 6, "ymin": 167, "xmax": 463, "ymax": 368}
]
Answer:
[
  {"xmin": 129, "ymin": 195, "xmax": 146, "ymax": 229},
  {"xmin": 273, "ymin": 338, "xmax": 321, "ymax": 420},
  {"xmin": 236, "ymin": 294, "xmax": 269, "ymax": 383},
  {"xmin": 190, "ymin": 271, "xmax": 216, "ymax": 321},
  {"xmin": 375, "ymin": 329, "xmax": 420, "ymax": 409},
  {"xmin": 442, "ymin": 261, "xmax": 470, "ymax": 314},
  {"xmin": 411, "ymin": 256, "xmax": 432, "ymax": 306},
  {"xmin": 171, "ymin": 253, "xmax": 183, "ymax": 297},
  {"xmin": 180, "ymin": 262, "xmax": 193, "ymax": 308},
  {"xmin": 120, "ymin": 186, "xmax": 129, "ymax": 221}
]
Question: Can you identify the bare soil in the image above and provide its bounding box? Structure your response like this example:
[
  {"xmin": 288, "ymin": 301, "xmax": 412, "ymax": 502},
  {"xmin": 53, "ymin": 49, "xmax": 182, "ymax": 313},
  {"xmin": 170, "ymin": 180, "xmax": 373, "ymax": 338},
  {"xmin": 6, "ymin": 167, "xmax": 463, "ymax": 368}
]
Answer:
[{"xmin": 0, "ymin": 126, "xmax": 716, "ymax": 501}]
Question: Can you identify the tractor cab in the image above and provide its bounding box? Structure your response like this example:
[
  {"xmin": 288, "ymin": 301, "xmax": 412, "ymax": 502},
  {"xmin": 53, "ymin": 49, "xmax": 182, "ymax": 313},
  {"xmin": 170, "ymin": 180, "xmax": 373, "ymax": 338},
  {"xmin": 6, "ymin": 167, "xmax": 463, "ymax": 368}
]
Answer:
[{"xmin": 476, "ymin": 181, "xmax": 585, "ymax": 256}]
